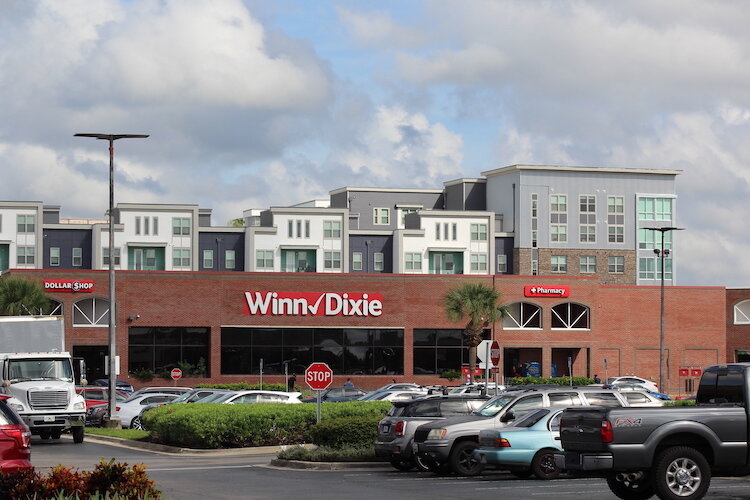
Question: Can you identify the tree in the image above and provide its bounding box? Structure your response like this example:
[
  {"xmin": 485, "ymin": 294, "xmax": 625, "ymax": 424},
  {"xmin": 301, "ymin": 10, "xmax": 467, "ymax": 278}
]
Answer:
[
  {"xmin": 444, "ymin": 282, "xmax": 508, "ymax": 378},
  {"xmin": 0, "ymin": 276, "xmax": 52, "ymax": 316},
  {"xmin": 229, "ymin": 218, "xmax": 244, "ymax": 227}
]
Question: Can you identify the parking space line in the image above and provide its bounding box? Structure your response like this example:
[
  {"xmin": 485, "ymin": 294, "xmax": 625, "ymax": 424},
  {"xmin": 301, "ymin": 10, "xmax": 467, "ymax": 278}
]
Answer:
[{"xmin": 148, "ymin": 465, "xmax": 258, "ymax": 472}]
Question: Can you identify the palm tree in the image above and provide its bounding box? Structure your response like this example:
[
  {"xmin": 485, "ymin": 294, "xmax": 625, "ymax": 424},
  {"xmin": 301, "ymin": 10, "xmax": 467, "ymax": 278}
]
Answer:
[
  {"xmin": 0, "ymin": 276, "xmax": 52, "ymax": 315},
  {"xmin": 444, "ymin": 282, "xmax": 508, "ymax": 379}
]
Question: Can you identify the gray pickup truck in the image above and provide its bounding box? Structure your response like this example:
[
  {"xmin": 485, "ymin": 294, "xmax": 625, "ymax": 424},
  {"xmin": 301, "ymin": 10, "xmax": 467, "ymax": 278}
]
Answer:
[{"xmin": 556, "ymin": 363, "xmax": 750, "ymax": 500}]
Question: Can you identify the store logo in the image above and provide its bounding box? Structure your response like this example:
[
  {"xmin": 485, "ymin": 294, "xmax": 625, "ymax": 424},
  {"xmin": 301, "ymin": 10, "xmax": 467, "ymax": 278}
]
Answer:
[
  {"xmin": 524, "ymin": 285, "xmax": 570, "ymax": 297},
  {"xmin": 43, "ymin": 280, "xmax": 95, "ymax": 292},
  {"xmin": 243, "ymin": 291, "xmax": 383, "ymax": 317}
]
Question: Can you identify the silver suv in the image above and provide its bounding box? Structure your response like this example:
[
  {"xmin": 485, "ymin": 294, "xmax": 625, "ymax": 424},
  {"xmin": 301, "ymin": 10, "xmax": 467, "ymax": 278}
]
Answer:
[{"xmin": 413, "ymin": 386, "xmax": 630, "ymax": 476}]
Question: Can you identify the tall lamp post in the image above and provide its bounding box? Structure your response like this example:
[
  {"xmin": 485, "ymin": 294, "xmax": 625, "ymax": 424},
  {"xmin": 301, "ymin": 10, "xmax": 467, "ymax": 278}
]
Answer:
[
  {"xmin": 648, "ymin": 226, "xmax": 684, "ymax": 395},
  {"xmin": 74, "ymin": 133, "xmax": 149, "ymax": 427}
]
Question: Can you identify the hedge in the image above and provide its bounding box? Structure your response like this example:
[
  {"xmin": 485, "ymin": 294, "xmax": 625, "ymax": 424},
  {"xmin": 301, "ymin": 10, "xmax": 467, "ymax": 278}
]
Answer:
[
  {"xmin": 142, "ymin": 401, "xmax": 391, "ymax": 449},
  {"xmin": 308, "ymin": 415, "xmax": 383, "ymax": 448},
  {"xmin": 508, "ymin": 376, "xmax": 594, "ymax": 386}
]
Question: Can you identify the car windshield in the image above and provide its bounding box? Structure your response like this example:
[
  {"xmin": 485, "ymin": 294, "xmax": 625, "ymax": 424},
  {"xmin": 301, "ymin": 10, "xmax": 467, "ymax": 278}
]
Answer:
[
  {"xmin": 171, "ymin": 391, "xmax": 201, "ymax": 403},
  {"xmin": 206, "ymin": 392, "xmax": 236, "ymax": 403},
  {"xmin": 359, "ymin": 391, "xmax": 389, "ymax": 401},
  {"xmin": 8, "ymin": 358, "xmax": 74, "ymax": 383},
  {"xmin": 474, "ymin": 395, "xmax": 516, "ymax": 417}
]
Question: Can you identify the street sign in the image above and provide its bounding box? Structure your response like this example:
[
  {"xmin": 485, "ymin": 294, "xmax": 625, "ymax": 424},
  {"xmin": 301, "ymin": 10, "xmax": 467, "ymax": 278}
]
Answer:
[
  {"xmin": 170, "ymin": 368, "xmax": 182, "ymax": 380},
  {"xmin": 679, "ymin": 368, "xmax": 689, "ymax": 377},
  {"xmin": 691, "ymin": 368, "xmax": 702, "ymax": 377},
  {"xmin": 490, "ymin": 340, "xmax": 501, "ymax": 365},
  {"xmin": 305, "ymin": 362, "xmax": 333, "ymax": 390}
]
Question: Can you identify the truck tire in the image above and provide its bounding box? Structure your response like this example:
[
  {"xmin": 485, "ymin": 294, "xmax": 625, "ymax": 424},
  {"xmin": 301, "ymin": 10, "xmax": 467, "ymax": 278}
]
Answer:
[
  {"xmin": 652, "ymin": 446, "xmax": 710, "ymax": 500},
  {"xmin": 531, "ymin": 449, "xmax": 562, "ymax": 480},
  {"xmin": 50, "ymin": 429, "xmax": 62, "ymax": 440},
  {"xmin": 449, "ymin": 441, "xmax": 484, "ymax": 476},
  {"xmin": 72, "ymin": 426, "xmax": 84, "ymax": 444},
  {"xmin": 606, "ymin": 472, "xmax": 654, "ymax": 499},
  {"xmin": 39, "ymin": 430, "xmax": 51, "ymax": 440}
]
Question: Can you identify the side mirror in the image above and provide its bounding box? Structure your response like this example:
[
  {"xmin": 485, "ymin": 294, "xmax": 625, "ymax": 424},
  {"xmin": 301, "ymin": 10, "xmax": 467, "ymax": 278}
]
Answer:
[{"xmin": 500, "ymin": 411, "xmax": 515, "ymax": 423}]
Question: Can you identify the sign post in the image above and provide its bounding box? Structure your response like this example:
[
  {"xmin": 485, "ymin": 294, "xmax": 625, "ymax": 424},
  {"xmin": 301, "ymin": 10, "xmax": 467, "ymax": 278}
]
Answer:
[
  {"xmin": 305, "ymin": 362, "xmax": 334, "ymax": 423},
  {"xmin": 489, "ymin": 340, "xmax": 501, "ymax": 395}
]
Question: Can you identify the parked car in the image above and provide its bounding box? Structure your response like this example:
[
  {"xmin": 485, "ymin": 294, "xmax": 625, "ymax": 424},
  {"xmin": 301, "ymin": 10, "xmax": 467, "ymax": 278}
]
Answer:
[
  {"xmin": 449, "ymin": 383, "xmax": 506, "ymax": 395},
  {"xmin": 193, "ymin": 391, "xmax": 238, "ymax": 403},
  {"xmin": 88, "ymin": 393, "xmax": 180, "ymax": 428},
  {"xmin": 605, "ymin": 376, "xmax": 658, "ymax": 393},
  {"xmin": 0, "ymin": 394, "xmax": 32, "ymax": 473},
  {"xmin": 375, "ymin": 394, "xmax": 492, "ymax": 471},
  {"xmin": 131, "ymin": 388, "xmax": 235, "ymax": 430},
  {"xmin": 92, "ymin": 379, "xmax": 135, "ymax": 393},
  {"xmin": 76, "ymin": 386, "xmax": 129, "ymax": 410},
  {"xmin": 214, "ymin": 390, "xmax": 302, "ymax": 404},
  {"xmin": 358, "ymin": 390, "xmax": 428, "ymax": 402},
  {"xmin": 370, "ymin": 383, "xmax": 425, "ymax": 393},
  {"xmin": 609, "ymin": 383, "xmax": 670, "ymax": 401},
  {"xmin": 473, "ymin": 407, "xmax": 569, "ymax": 479},
  {"xmin": 129, "ymin": 386, "xmax": 193, "ymax": 398},
  {"xmin": 300, "ymin": 387, "xmax": 367, "ymax": 402}
]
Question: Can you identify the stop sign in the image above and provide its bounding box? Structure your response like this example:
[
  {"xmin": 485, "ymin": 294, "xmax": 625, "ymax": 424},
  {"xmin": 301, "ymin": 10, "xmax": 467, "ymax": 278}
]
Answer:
[
  {"xmin": 305, "ymin": 362, "xmax": 333, "ymax": 390},
  {"xmin": 170, "ymin": 368, "xmax": 182, "ymax": 380},
  {"xmin": 489, "ymin": 340, "xmax": 501, "ymax": 366}
]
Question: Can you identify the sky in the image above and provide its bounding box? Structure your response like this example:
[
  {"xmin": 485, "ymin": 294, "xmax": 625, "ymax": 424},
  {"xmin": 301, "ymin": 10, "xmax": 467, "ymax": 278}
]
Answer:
[{"xmin": 2, "ymin": 0, "xmax": 750, "ymax": 287}]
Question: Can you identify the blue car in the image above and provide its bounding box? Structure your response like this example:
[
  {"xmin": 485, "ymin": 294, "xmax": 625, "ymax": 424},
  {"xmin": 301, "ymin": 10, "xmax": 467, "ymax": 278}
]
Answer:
[{"xmin": 472, "ymin": 407, "xmax": 567, "ymax": 479}]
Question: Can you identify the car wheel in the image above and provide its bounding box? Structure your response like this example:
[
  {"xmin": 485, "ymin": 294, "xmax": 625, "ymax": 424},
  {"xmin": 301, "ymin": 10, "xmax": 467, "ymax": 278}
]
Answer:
[
  {"xmin": 72, "ymin": 426, "xmax": 84, "ymax": 444},
  {"xmin": 413, "ymin": 453, "xmax": 431, "ymax": 472},
  {"xmin": 651, "ymin": 447, "xmax": 710, "ymax": 500},
  {"xmin": 605, "ymin": 472, "xmax": 654, "ymax": 500},
  {"xmin": 449, "ymin": 441, "xmax": 484, "ymax": 476},
  {"xmin": 531, "ymin": 449, "xmax": 561, "ymax": 480},
  {"xmin": 390, "ymin": 458, "xmax": 414, "ymax": 472},
  {"xmin": 130, "ymin": 416, "xmax": 143, "ymax": 430}
]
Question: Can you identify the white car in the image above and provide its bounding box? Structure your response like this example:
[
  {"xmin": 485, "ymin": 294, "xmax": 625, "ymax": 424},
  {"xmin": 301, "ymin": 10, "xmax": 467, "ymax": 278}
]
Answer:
[
  {"xmin": 357, "ymin": 390, "xmax": 428, "ymax": 402},
  {"xmin": 214, "ymin": 390, "xmax": 302, "ymax": 404},
  {"xmin": 108, "ymin": 393, "xmax": 180, "ymax": 428},
  {"xmin": 606, "ymin": 376, "xmax": 659, "ymax": 393}
]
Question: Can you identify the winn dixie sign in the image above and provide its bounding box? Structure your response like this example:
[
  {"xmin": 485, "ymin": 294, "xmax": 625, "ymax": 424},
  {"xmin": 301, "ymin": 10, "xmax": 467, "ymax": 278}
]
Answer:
[{"xmin": 243, "ymin": 291, "xmax": 383, "ymax": 317}]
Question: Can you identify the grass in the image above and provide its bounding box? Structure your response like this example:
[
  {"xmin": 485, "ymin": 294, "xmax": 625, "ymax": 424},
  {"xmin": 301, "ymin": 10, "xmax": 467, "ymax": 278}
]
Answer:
[
  {"xmin": 277, "ymin": 445, "xmax": 378, "ymax": 462},
  {"xmin": 85, "ymin": 427, "xmax": 150, "ymax": 440}
]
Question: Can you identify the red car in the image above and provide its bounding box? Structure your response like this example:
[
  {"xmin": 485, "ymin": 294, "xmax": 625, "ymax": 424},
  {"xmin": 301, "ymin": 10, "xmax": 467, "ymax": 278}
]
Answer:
[
  {"xmin": 76, "ymin": 387, "xmax": 129, "ymax": 410},
  {"xmin": 0, "ymin": 394, "xmax": 32, "ymax": 473}
]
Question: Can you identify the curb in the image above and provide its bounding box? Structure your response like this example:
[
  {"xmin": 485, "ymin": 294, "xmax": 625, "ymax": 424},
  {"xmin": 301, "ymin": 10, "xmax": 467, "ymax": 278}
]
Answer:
[
  {"xmin": 82, "ymin": 434, "xmax": 299, "ymax": 456},
  {"xmin": 270, "ymin": 459, "xmax": 391, "ymax": 470}
]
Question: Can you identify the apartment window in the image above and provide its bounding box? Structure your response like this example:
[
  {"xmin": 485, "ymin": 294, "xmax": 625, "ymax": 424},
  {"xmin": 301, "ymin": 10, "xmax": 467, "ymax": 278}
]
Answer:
[
  {"xmin": 497, "ymin": 254, "xmax": 507, "ymax": 273},
  {"xmin": 639, "ymin": 257, "xmax": 672, "ymax": 280},
  {"xmin": 288, "ymin": 220, "xmax": 293, "ymax": 237},
  {"xmin": 580, "ymin": 256, "xmax": 596, "ymax": 273},
  {"xmin": 305, "ymin": 220, "xmax": 310, "ymax": 238},
  {"xmin": 324, "ymin": 251, "xmax": 342, "ymax": 270},
  {"xmin": 374, "ymin": 252, "xmax": 384, "ymax": 271},
  {"xmin": 471, "ymin": 223, "xmax": 488, "ymax": 241},
  {"xmin": 17, "ymin": 215, "xmax": 35, "ymax": 233},
  {"xmin": 50, "ymin": 247, "xmax": 60, "ymax": 266},
  {"xmin": 225, "ymin": 250, "xmax": 236, "ymax": 269},
  {"xmin": 531, "ymin": 259, "xmax": 538, "ymax": 275},
  {"xmin": 135, "ymin": 216, "xmax": 141, "ymax": 235},
  {"xmin": 531, "ymin": 194, "xmax": 538, "ymax": 248},
  {"xmin": 452, "ymin": 223, "xmax": 457, "ymax": 240},
  {"xmin": 296, "ymin": 220, "xmax": 302, "ymax": 238},
  {"xmin": 323, "ymin": 220, "xmax": 341, "ymax": 238},
  {"xmin": 0, "ymin": 214, "xmax": 2, "ymax": 231},
  {"xmin": 172, "ymin": 218, "xmax": 190, "ymax": 235},
  {"xmin": 608, "ymin": 196, "xmax": 624, "ymax": 243},
  {"xmin": 352, "ymin": 252, "xmax": 363, "ymax": 271},
  {"xmin": 203, "ymin": 250, "xmax": 214, "ymax": 268},
  {"xmin": 405, "ymin": 252, "xmax": 421, "ymax": 271},
  {"xmin": 639, "ymin": 197, "xmax": 673, "ymax": 221},
  {"xmin": 470, "ymin": 254, "xmax": 488, "ymax": 271},
  {"xmin": 373, "ymin": 208, "xmax": 390, "ymax": 225},
  {"xmin": 435, "ymin": 222, "xmax": 441, "ymax": 240},
  {"xmin": 256, "ymin": 250, "xmax": 273, "ymax": 270},
  {"xmin": 551, "ymin": 255, "xmax": 567, "ymax": 273},
  {"xmin": 153, "ymin": 217, "xmax": 158, "ymax": 235},
  {"xmin": 638, "ymin": 228, "xmax": 672, "ymax": 250},
  {"xmin": 579, "ymin": 195, "xmax": 596, "ymax": 243},
  {"xmin": 103, "ymin": 247, "xmax": 121, "ymax": 266},
  {"xmin": 144, "ymin": 217, "xmax": 150, "ymax": 235},
  {"xmin": 17, "ymin": 246, "xmax": 34, "ymax": 265},
  {"xmin": 550, "ymin": 195, "xmax": 567, "ymax": 242},
  {"xmin": 444, "ymin": 223, "xmax": 449, "ymax": 241},
  {"xmin": 172, "ymin": 248, "xmax": 191, "ymax": 267},
  {"xmin": 400, "ymin": 209, "xmax": 417, "ymax": 225},
  {"xmin": 72, "ymin": 248, "xmax": 82, "ymax": 267},
  {"xmin": 608, "ymin": 256, "xmax": 625, "ymax": 273}
]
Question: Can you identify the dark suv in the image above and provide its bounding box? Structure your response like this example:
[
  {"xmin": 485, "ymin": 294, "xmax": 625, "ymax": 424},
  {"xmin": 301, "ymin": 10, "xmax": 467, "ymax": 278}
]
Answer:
[
  {"xmin": 375, "ymin": 394, "xmax": 491, "ymax": 471},
  {"xmin": 0, "ymin": 394, "xmax": 32, "ymax": 473}
]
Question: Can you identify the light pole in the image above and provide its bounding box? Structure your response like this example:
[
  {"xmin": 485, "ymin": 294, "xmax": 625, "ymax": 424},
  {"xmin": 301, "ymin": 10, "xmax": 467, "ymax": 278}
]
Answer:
[
  {"xmin": 74, "ymin": 133, "xmax": 148, "ymax": 427},
  {"xmin": 647, "ymin": 226, "xmax": 684, "ymax": 395}
]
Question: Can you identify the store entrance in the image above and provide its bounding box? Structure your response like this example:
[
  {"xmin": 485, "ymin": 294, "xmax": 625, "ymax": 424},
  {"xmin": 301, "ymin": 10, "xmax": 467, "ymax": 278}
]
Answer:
[
  {"xmin": 551, "ymin": 348, "xmax": 582, "ymax": 377},
  {"xmin": 504, "ymin": 348, "xmax": 542, "ymax": 378},
  {"xmin": 72, "ymin": 345, "xmax": 108, "ymax": 384}
]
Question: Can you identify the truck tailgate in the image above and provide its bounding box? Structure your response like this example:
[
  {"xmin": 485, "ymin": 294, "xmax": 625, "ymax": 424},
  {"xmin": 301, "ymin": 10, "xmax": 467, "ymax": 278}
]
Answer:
[{"xmin": 560, "ymin": 407, "xmax": 609, "ymax": 452}]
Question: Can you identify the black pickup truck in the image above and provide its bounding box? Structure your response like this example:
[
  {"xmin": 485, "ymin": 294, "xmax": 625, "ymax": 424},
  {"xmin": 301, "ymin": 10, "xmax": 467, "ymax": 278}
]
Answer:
[{"xmin": 556, "ymin": 363, "xmax": 750, "ymax": 500}]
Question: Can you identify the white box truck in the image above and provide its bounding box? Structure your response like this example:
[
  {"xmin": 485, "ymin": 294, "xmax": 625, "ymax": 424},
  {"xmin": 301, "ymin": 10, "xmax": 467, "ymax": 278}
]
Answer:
[{"xmin": 0, "ymin": 316, "xmax": 86, "ymax": 443}]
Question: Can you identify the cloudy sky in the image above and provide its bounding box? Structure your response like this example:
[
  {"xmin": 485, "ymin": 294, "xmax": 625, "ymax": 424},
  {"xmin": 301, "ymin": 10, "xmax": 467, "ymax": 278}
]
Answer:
[{"xmin": 2, "ymin": 0, "xmax": 750, "ymax": 287}]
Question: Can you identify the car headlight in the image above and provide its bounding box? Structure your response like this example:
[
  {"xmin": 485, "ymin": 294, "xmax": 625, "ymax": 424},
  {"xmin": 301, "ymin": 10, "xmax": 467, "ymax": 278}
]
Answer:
[
  {"xmin": 73, "ymin": 401, "xmax": 86, "ymax": 410},
  {"xmin": 8, "ymin": 402, "xmax": 25, "ymax": 412},
  {"xmin": 426, "ymin": 428, "xmax": 448, "ymax": 440}
]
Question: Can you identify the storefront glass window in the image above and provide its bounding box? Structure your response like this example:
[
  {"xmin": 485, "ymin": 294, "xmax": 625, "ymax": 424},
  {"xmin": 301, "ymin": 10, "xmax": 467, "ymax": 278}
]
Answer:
[
  {"xmin": 128, "ymin": 326, "xmax": 209, "ymax": 377},
  {"xmin": 413, "ymin": 328, "xmax": 489, "ymax": 374}
]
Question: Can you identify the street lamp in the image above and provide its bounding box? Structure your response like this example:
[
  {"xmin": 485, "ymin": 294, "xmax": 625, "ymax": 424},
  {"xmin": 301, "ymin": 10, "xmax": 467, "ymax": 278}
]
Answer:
[
  {"xmin": 74, "ymin": 133, "xmax": 148, "ymax": 427},
  {"xmin": 647, "ymin": 226, "xmax": 684, "ymax": 395}
]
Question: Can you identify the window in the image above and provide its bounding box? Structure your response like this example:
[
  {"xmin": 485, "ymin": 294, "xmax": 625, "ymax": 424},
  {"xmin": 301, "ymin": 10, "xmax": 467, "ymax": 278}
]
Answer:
[
  {"xmin": 129, "ymin": 326, "xmax": 209, "ymax": 376},
  {"xmin": 550, "ymin": 195, "xmax": 567, "ymax": 242},
  {"xmin": 17, "ymin": 215, "xmax": 35, "ymax": 233},
  {"xmin": 172, "ymin": 248, "xmax": 190, "ymax": 267},
  {"xmin": 203, "ymin": 250, "xmax": 214, "ymax": 268},
  {"xmin": 400, "ymin": 209, "xmax": 418, "ymax": 225},
  {"xmin": 413, "ymin": 328, "xmax": 488, "ymax": 375},
  {"xmin": 579, "ymin": 195, "xmax": 596, "ymax": 243},
  {"xmin": 153, "ymin": 217, "xmax": 158, "ymax": 235},
  {"xmin": 72, "ymin": 248, "xmax": 82, "ymax": 267},
  {"xmin": 471, "ymin": 223, "xmax": 488, "ymax": 241},
  {"xmin": 405, "ymin": 252, "xmax": 421, "ymax": 271},
  {"xmin": 497, "ymin": 254, "xmax": 507, "ymax": 273},
  {"xmin": 135, "ymin": 216, "xmax": 141, "ymax": 235},
  {"xmin": 531, "ymin": 259, "xmax": 538, "ymax": 276},
  {"xmin": 373, "ymin": 208, "xmax": 390, "ymax": 225},
  {"xmin": 551, "ymin": 255, "xmax": 567, "ymax": 273},
  {"xmin": 435, "ymin": 222, "xmax": 441, "ymax": 240},
  {"xmin": 639, "ymin": 229, "xmax": 672, "ymax": 250},
  {"xmin": 256, "ymin": 250, "xmax": 273, "ymax": 270},
  {"xmin": 17, "ymin": 246, "xmax": 34, "ymax": 265},
  {"xmin": 144, "ymin": 217, "xmax": 150, "ymax": 235},
  {"xmin": 305, "ymin": 220, "xmax": 310, "ymax": 238},
  {"xmin": 580, "ymin": 256, "xmax": 596, "ymax": 273},
  {"xmin": 50, "ymin": 247, "xmax": 60, "ymax": 266},
  {"xmin": 584, "ymin": 393, "xmax": 622, "ymax": 407},
  {"xmin": 734, "ymin": 300, "xmax": 750, "ymax": 324},
  {"xmin": 374, "ymin": 253, "xmax": 384, "ymax": 271},
  {"xmin": 103, "ymin": 247, "xmax": 121, "ymax": 266},
  {"xmin": 352, "ymin": 252, "xmax": 363, "ymax": 271},
  {"xmin": 531, "ymin": 194, "xmax": 538, "ymax": 248},
  {"xmin": 324, "ymin": 251, "xmax": 341, "ymax": 270},
  {"xmin": 323, "ymin": 220, "xmax": 341, "ymax": 238},
  {"xmin": 608, "ymin": 256, "xmax": 625, "ymax": 273},
  {"xmin": 639, "ymin": 256, "xmax": 672, "ymax": 280},
  {"xmin": 296, "ymin": 220, "xmax": 302, "ymax": 238},
  {"xmin": 452, "ymin": 223, "xmax": 457, "ymax": 240},
  {"xmin": 172, "ymin": 218, "xmax": 190, "ymax": 235},
  {"xmin": 288, "ymin": 220, "xmax": 293, "ymax": 237},
  {"xmin": 607, "ymin": 196, "xmax": 624, "ymax": 243},
  {"xmin": 225, "ymin": 250, "xmax": 235, "ymax": 269},
  {"xmin": 639, "ymin": 197, "xmax": 673, "ymax": 221},
  {"xmin": 73, "ymin": 297, "xmax": 110, "ymax": 327},
  {"xmin": 551, "ymin": 303, "xmax": 590, "ymax": 329},
  {"xmin": 470, "ymin": 254, "xmax": 487, "ymax": 271},
  {"xmin": 0, "ymin": 214, "xmax": 2, "ymax": 231},
  {"xmin": 549, "ymin": 393, "xmax": 582, "ymax": 406},
  {"xmin": 503, "ymin": 302, "xmax": 542, "ymax": 329}
]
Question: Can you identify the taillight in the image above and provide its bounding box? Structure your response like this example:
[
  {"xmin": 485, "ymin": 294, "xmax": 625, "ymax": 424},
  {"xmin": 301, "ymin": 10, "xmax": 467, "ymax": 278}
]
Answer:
[
  {"xmin": 0, "ymin": 424, "xmax": 31, "ymax": 448},
  {"xmin": 394, "ymin": 421, "xmax": 405, "ymax": 436},
  {"xmin": 492, "ymin": 438, "xmax": 511, "ymax": 448},
  {"xmin": 601, "ymin": 419, "xmax": 614, "ymax": 443}
]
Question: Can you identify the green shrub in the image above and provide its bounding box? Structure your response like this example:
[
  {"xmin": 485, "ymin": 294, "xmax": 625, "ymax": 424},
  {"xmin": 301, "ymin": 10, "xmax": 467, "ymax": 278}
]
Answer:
[
  {"xmin": 508, "ymin": 376, "xmax": 594, "ymax": 386},
  {"xmin": 441, "ymin": 369, "xmax": 461, "ymax": 381},
  {"xmin": 194, "ymin": 382, "xmax": 289, "ymax": 392},
  {"xmin": 664, "ymin": 399, "xmax": 696, "ymax": 406},
  {"xmin": 308, "ymin": 415, "xmax": 382, "ymax": 448},
  {"xmin": 131, "ymin": 368, "xmax": 154, "ymax": 382},
  {"xmin": 278, "ymin": 445, "xmax": 377, "ymax": 462}
]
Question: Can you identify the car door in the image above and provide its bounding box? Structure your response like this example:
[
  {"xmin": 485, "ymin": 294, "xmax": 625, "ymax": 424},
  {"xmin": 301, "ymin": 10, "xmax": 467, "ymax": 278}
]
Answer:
[{"xmin": 499, "ymin": 394, "xmax": 543, "ymax": 425}]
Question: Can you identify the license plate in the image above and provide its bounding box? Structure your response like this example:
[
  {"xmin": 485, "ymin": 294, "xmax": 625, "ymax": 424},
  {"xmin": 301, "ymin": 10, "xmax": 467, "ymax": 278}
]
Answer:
[
  {"xmin": 381, "ymin": 424, "xmax": 390, "ymax": 433},
  {"xmin": 43, "ymin": 416, "xmax": 54, "ymax": 422}
]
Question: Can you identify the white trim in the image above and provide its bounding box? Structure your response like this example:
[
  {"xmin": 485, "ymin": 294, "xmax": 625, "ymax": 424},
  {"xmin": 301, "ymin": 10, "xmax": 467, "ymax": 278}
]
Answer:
[{"xmin": 482, "ymin": 164, "xmax": 682, "ymax": 178}]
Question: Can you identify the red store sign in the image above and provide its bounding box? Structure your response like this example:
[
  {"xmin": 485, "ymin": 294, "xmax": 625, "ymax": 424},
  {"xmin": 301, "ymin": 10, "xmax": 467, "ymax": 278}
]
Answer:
[
  {"xmin": 243, "ymin": 291, "xmax": 383, "ymax": 317},
  {"xmin": 524, "ymin": 285, "xmax": 570, "ymax": 298},
  {"xmin": 43, "ymin": 280, "xmax": 95, "ymax": 293}
]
